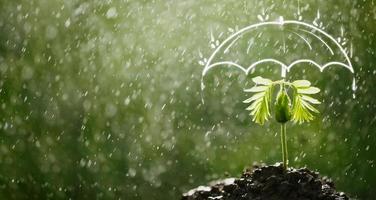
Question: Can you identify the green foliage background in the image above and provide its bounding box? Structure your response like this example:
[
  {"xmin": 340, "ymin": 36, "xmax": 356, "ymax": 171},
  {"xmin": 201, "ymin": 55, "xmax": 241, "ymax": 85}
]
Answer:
[{"xmin": 0, "ymin": 0, "xmax": 375, "ymax": 199}]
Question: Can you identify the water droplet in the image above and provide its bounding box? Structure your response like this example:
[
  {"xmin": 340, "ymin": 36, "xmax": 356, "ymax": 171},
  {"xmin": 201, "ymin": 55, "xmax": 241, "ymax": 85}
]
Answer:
[
  {"xmin": 278, "ymin": 16, "xmax": 284, "ymax": 24},
  {"xmin": 352, "ymin": 77, "xmax": 357, "ymax": 99},
  {"xmin": 64, "ymin": 18, "xmax": 71, "ymax": 27},
  {"xmin": 127, "ymin": 168, "xmax": 137, "ymax": 177},
  {"xmin": 106, "ymin": 7, "xmax": 118, "ymax": 19}
]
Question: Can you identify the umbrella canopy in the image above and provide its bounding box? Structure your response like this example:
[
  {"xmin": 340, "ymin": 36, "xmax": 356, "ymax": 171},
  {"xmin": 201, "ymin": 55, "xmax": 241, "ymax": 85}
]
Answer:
[{"xmin": 201, "ymin": 17, "xmax": 355, "ymax": 91}]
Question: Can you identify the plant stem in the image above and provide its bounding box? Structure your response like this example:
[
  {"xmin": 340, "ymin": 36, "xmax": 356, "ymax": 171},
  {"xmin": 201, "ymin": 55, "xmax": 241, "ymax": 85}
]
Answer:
[{"xmin": 280, "ymin": 123, "xmax": 288, "ymax": 170}]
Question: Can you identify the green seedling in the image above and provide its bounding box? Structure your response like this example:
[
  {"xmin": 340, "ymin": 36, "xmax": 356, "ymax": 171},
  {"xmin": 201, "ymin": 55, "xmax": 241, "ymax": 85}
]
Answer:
[{"xmin": 244, "ymin": 76, "xmax": 321, "ymax": 170}]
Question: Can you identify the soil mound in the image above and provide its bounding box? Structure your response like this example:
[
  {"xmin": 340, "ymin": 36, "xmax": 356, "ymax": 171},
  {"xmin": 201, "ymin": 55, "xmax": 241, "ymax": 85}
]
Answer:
[{"xmin": 182, "ymin": 163, "xmax": 349, "ymax": 200}]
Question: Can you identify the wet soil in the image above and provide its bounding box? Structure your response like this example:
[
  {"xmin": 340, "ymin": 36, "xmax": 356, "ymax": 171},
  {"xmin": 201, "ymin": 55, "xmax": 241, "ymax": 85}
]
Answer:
[{"xmin": 182, "ymin": 163, "xmax": 349, "ymax": 200}]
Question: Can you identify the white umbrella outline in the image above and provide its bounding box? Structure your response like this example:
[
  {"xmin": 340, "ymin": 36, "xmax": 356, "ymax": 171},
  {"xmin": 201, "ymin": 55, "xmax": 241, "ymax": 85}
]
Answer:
[{"xmin": 201, "ymin": 17, "xmax": 355, "ymax": 94}]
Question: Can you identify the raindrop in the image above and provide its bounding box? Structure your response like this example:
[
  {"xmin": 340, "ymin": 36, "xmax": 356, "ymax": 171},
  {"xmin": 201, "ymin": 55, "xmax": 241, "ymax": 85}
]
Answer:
[
  {"xmin": 106, "ymin": 7, "xmax": 118, "ymax": 19},
  {"xmin": 64, "ymin": 18, "xmax": 71, "ymax": 28},
  {"xmin": 352, "ymin": 77, "xmax": 357, "ymax": 99},
  {"xmin": 45, "ymin": 25, "xmax": 58, "ymax": 39},
  {"xmin": 210, "ymin": 30, "xmax": 215, "ymax": 42},
  {"xmin": 124, "ymin": 97, "xmax": 130, "ymax": 106},
  {"xmin": 297, "ymin": 0, "xmax": 301, "ymax": 15},
  {"xmin": 127, "ymin": 168, "xmax": 137, "ymax": 177},
  {"xmin": 341, "ymin": 26, "xmax": 344, "ymax": 37}
]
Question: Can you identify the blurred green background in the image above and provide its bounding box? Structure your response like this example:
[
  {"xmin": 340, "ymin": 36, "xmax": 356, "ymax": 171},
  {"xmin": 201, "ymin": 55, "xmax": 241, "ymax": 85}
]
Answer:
[{"xmin": 0, "ymin": 0, "xmax": 375, "ymax": 199}]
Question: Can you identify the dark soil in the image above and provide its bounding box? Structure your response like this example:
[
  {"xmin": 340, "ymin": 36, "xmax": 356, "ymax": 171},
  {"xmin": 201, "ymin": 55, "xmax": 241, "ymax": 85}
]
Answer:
[{"xmin": 182, "ymin": 163, "xmax": 350, "ymax": 200}]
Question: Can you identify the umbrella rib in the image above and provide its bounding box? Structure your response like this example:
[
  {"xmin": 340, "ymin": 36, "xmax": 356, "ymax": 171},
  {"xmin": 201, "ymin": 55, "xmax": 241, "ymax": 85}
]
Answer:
[
  {"xmin": 299, "ymin": 29, "xmax": 334, "ymax": 55},
  {"xmin": 224, "ymin": 35, "xmax": 243, "ymax": 54},
  {"xmin": 287, "ymin": 30, "xmax": 312, "ymax": 50}
]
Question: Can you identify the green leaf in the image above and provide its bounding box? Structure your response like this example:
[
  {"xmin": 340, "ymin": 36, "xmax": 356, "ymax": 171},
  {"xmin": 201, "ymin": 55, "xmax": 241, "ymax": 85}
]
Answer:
[
  {"xmin": 246, "ymin": 99, "xmax": 262, "ymax": 110},
  {"xmin": 292, "ymin": 95, "xmax": 314, "ymax": 123},
  {"xmin": 252, "ymin": 76, "xmax": 273, "ymax": 85},
  {"xmin": 243, "ymin": 93, "xmax": 265, "ymax": 103},
  {"xmin": 301, "ymin": 95, "xmax": 321, "ymax": 104},
  {"xmin": 291, "ymin": 84, "xmax": 321, "ymax": 123},
  {"xmin": 297, "ymin": 87, "xmax": 320, "ymax": 94},
  {"xmin": 292, "ymin": 80, "xmax": 311, "ymax": 88},
  {"xmin": 244, "ymin": 78, "xmax": 321, "ymax": 125},
  {"xmin": 244, "ymin": 86, "xmax": 269, "ymax": 93},
  {"xmin": 243, "ymin": 82, "xmax": 273, "ymax": 125},
  {"xmin": 301, "ymin": 100, "xmax": 319, "ymax": 113}
]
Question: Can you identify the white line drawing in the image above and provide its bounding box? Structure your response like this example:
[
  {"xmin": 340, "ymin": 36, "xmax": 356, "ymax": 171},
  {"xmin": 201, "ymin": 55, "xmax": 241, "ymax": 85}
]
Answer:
[{"xmin": 200, "ymin": 17, "xmax": 356, "ymax": 98}]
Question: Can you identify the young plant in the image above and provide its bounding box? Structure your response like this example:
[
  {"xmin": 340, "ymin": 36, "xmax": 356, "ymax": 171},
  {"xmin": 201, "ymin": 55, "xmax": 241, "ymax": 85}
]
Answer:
[{"xmin": 244, "ymin": 76, "xmax": 321, "ymax": 170}]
